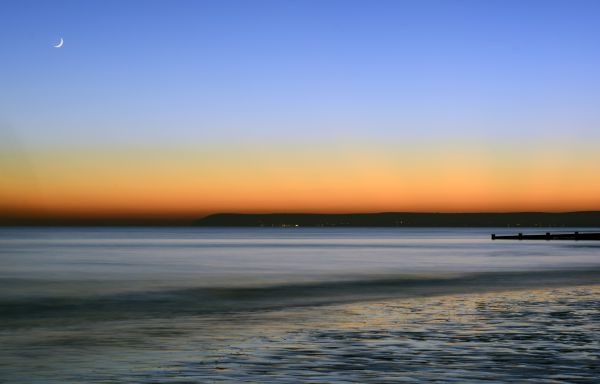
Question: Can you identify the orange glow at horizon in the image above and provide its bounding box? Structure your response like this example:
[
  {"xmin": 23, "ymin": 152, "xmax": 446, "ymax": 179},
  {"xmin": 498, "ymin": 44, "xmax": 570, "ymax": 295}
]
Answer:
[{"xmin": 2, "ymin": 140, "xmax": 600, "ymax": 221}]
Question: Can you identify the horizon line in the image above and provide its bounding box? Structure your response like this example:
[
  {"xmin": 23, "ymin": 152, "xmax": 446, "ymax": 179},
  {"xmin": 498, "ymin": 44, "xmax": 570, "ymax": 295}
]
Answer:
[{"xmin": 2, "ymin": 210, "xmax": 600, "ymax": 227}]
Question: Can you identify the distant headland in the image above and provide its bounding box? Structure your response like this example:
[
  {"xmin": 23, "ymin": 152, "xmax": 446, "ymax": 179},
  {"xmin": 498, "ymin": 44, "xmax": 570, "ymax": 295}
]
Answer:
[
  {"xmin": 2, "ymin": 211, "xmax": 600, "ymax": 227},
  {"xmin": 196, "ymin": 212, "xmax": 600, "ymax": 228}
]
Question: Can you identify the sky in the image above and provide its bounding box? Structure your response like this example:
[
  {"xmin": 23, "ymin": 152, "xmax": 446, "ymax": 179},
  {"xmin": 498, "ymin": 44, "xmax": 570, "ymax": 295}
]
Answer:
[{"xmin": 2, "ymin": 0, "xmax": 600, "ymax": 222}]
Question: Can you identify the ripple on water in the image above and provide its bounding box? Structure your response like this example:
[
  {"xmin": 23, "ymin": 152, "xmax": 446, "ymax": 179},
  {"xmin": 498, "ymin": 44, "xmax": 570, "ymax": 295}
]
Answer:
[{"xmin": 1, "ymin": 285, "xmax": 600, "ymax": 382}]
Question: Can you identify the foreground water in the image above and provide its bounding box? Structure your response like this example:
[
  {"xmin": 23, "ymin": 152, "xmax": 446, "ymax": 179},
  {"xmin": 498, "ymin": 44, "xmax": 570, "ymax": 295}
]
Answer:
[{"xmin": 1, "ymin": 227, "xmax": 600, "ymax": 382}]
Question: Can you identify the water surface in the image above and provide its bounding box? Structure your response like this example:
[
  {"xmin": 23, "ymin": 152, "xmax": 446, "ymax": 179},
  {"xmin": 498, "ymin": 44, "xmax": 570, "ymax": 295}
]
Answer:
[{"xmin": 1, "ymin": 227, "xmax": 599, "ymax": 382}]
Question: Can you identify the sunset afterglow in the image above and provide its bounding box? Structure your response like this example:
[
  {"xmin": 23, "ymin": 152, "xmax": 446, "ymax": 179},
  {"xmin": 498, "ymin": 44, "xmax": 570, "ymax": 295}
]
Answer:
[
  {"xmin": 3, "ymin": 139, "xmax": 599, "ymax": 222},
  {"xmin": 2, "ymin": 1, "xmax": 600, "ymax": 223}
]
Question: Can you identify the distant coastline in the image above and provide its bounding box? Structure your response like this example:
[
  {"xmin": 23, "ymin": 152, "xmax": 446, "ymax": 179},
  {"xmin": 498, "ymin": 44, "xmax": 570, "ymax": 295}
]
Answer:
[
  {"xmin": 195, "ymin": 212, "xmax": 600, "ymax": 228},
  {"xmin": 2, "ymin": 211, "xmax": 600, "ymax": 227}
]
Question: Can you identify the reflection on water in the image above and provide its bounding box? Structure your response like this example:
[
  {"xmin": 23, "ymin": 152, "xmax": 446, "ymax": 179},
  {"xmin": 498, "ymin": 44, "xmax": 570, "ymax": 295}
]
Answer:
[
  {"xmin": 1, "ymin": 285, "xmax": 599, "ymax": 382},
  {"xmin": 1, "ymin": 228, "xmax": 600, "ymax": 382}
]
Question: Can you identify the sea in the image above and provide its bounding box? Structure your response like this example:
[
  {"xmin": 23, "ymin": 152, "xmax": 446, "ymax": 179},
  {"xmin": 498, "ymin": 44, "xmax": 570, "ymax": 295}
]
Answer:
[{"xmin": 1, "ymin": 227, "xmax": 599, "ymax": 383}]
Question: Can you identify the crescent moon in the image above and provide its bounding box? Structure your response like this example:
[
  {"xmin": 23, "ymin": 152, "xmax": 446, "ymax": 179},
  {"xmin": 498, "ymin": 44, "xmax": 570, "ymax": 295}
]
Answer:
[{"xmin": 53, "ymin": 38, "xmax": 64, "ymax": 48}]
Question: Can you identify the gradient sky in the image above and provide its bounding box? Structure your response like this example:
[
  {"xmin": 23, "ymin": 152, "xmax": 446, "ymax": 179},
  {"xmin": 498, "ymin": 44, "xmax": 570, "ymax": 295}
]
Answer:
[{"xmin": 2, "ymin": 0, "xmax": 600, "ymax": 221}]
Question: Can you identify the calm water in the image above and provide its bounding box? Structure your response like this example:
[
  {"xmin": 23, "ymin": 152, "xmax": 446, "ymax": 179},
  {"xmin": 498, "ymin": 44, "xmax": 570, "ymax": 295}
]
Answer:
[{"xmin": 1, "ymin": 227, "xmax": 600, "ymax": 382}]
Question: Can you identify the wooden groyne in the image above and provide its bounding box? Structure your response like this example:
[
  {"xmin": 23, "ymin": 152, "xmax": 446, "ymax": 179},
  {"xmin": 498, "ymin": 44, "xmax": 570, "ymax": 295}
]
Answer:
[{"xmin": 491, "ymin": 231, "xmax": 600, "ymax": 241}]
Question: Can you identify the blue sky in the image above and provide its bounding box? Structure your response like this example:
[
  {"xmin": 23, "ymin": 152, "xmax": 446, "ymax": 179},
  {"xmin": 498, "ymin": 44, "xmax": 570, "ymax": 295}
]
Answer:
[
  {"xmin": 3, "ymin": 1, "xmax": 600, "ymax": 217},
  {"xmin": 2, "ymin": 0, "xmax": 600, "ymax": 147}
]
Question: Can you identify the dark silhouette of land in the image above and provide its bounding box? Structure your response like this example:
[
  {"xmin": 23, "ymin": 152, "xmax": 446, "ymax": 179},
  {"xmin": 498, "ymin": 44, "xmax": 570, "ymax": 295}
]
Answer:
[
  {"xmin": 196, "ymin": 212, "xmax": 600, "ymax": 227},
  {"xmin": 2, "ymin": 211, "xmax": 599, "ymax": 227}
]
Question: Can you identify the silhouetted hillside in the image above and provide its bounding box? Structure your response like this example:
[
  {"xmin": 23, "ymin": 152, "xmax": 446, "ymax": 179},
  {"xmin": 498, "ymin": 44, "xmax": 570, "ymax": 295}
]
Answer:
[{"xmin": 195, "ymin": 212, "xmax": 600, "ymax": 227}]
